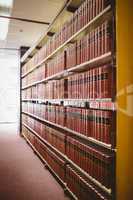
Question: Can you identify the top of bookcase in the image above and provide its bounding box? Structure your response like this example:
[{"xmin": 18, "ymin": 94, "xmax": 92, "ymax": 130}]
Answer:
[{"xmin": 21, "ymin": 0, "xmax": 85, "ymax": 64}]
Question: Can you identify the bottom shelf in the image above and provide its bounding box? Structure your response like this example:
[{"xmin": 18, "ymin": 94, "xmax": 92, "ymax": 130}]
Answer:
[{"xmin": 22, "ymin": 132, "xmax": 76, "ymax": 200}]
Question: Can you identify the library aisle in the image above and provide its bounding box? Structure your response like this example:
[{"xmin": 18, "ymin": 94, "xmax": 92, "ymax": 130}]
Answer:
[{"xmin": 0, "ymin": 123, "xmax": 69, "ymax": 200}]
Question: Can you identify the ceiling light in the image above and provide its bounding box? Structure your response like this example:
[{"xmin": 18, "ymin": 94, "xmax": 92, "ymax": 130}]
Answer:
[{"xmin": 0, "ymin": 0, "xmax": 13, "ymax": 40}]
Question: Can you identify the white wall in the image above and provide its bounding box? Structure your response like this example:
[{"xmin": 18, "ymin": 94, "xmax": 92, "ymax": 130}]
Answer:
[{"xmin": 0, "ymin": 49, "xmax": 20, "ymax": 124}]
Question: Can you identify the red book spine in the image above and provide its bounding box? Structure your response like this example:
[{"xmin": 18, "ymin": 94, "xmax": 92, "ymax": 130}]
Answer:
[
  {"xmin": 88, "ymin": 70, "xmax": 90, "ymax": 99},
  {"xmin": 84, "ymin": 72, "xmax": 87, "ymax": 99},
  {"xmin": 80, "ymin": 38, "xmax": 83, "ymax": 64},
  {"xmin": 89, "ymin": 110, "xmax": 92, "ymax": 138},
  {"xmin": 93, "ymin": 0, "xmax": 96, "ymax": 18},
  {"xmin": 79, "ymin": 73, "xmax": 82, "ymax": 99},
  {"xmin": 81, "ymin": 3, "xmax": 84, "ymax": 28},
  {"xmin": 77, "ymin": 74, "xmax": 79, "ymax": 99},
  {"xmin": 84, "ymin": 36, "xmax": 87, "ymax": 62},
  {"xmin": 82, "ymin": 72, "xmax": 85, "ymax": 99},
  {"xmin": 93, "ymin": 29, "xmax": 95, "ymax": 59},
  {"xmin": 89, "ymin": 69, "xmax": 93, "ymax": 99},
  {"xmin": 104, "ymin": 64, "xmax": 112, "ymax": 98},
  {"xmin": 86, "ymin": 109, "xmax": 89, "ymax": 137},
  {"xmin": 104, "ymin": 110, "xmax": 111, "ymax": 144},
  {"xmin": 97, "ymin": 110, "xmax": 101, "ymax": 141},
  {"xmin": 73, "ymin": 75, "xmax": 75, "ymax": 99},
  {"xmin": 92, "ymin": 68, "xmax": 95, "ymax": 99},
  {"xmin": 102, "ymin": 22, "xmax": 106, "ymax": 55},
  {"xmin": 93, "ymin": 110, "xmax": 97, "ymax": 140},
  {"xmin": 90, "ymin": 0, "xmax": 93, "ymax": 21},
  {"xmin": 72, "ymin": 76, "xmax": 74, "ymax": 99},
  {"xmin": 68, "ymin": 77, "xmax": 70, "ymax": 99},
  {"xmin": 106, "ymin": 20, "xmax": 112, "ymax": 53},
  {"xmin": 83, "ymin": 1, "xmax": 86, "ymax": 27}
]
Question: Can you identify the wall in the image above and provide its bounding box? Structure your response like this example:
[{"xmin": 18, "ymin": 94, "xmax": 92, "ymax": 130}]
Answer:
[{"xmin": 0, "ymin": 49, "xmax": 20, "ymax": 124}]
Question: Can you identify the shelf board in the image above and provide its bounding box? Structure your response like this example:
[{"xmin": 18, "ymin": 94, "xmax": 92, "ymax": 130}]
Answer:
[
  {"xmin": 22, "ymin": 123, "xmax": 112, "ymax": 195},
  {"xmin": 21, "ymin": 52, "xmax": 112, "ymax": 90},
  {"xmin": 21, "ymin": 5, "xmax": 111, "ymax": 78},
  {"xmin": 22, "ymin": 98, "xmax": 116, "ymax": 111},
  {"xmin": 22, "ymin": 111, "xmax": 114, "ymax": 150}
]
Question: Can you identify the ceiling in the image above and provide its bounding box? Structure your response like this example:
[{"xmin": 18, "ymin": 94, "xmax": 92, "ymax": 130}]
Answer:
[{"xmin": 0, "ymin": 0, "xmax": 65, "ymax": 49}]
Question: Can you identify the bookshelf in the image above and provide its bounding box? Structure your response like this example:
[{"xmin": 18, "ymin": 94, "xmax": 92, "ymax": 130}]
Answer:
[{"xmin": 21, "ymin": 0, "xmax": 116, "ymax": 199}]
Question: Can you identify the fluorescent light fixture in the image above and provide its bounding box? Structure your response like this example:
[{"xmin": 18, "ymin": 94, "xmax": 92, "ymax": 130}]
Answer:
[
  {"xmin": 0, "ymin": 0, "xmax": 13, "ymax": 7},
  {"xmin": 0, "ymin": 0, "xmax": 14, "ymax": 40}
]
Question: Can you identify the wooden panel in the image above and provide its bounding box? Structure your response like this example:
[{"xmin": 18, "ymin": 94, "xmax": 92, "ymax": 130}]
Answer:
[{"xmin": 116, "ymin": 0, "xmax": 133, "ymax": 199}]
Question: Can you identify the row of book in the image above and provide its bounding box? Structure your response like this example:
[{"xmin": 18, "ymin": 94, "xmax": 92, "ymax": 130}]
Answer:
[
  {"xmin": 47, "ymin": 51, "xmax": 66, "ymax": 77},
  {"xmin": 22, "ymin": 102, "xmax": 114, "ymax": 146},
  {"xmin": 22, "ymin": 125, "xmax": 112, "ymax": 200},
  {"xmin": 22, "ymin": 79, "xmax": 68, "ymax": 99},
  {"xmin": 22, "ymin": 0, "xmax": 111, "ymax": 76},
  {"xmin": 22, "ymin": 126, "xmax": 65, "ymax": 182},
  {"xmin": 67, "ymin": 64, "xmax": 114, "ymax": 99},
  {"xmin": 23, "ymin": 115, "xmax": 113, "ymax": 188},
  {"xmin": 66, "ymin": 136, "xmax": 112, "ymax": 188},
  {"xmin": 22, "ymin": 63, "xmax": 46, "ymax": 87},
  {"xmin": 22, "ymin": 114, "xmax": 66, "ymax": 154},
  {"xmin": 22, "ymin": 18, "xmax": 112, "ymax": 87},
  {"xmin": 66, "ymin": 166, "xmax": 109, "ymax": 200},
  {"xmin": 22, "ymin": 64, "xmax": 114, "ymax": 99}
]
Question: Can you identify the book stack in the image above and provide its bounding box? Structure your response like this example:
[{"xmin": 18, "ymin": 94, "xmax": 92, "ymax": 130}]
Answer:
[
  {"xmin": 47, "ymin": 51, "xmax": 66, "ymax": 77},
  {"xmin": 68, "ymin": 64, "xmax": 113, "ymax": 99},
  {"xmin": 45, "ymin": 148, "xmax": 66, "ymax": 182},
  {"xmin": 23, "ymin": 62, "xmax": 114, "ymax": 100},
  {"xmin": 22, "ymin": 18, "xmax": 112, "ymax": 89},
  {"xmin": 43, "ymin": 125, "xmax": 66, "ymax": 154},
  {"xmin": 66, "ymin": 107, "xmax": 113, "ymax": 145},
  {"xmin": 66, "ymin": 165, "xmax": 108, "ymax": 200},
  {"xmin": 66, "ymin": 136, "xmax": 112, "ymax": 188},
  {"xmin": 66, "ymin": 43, "xmax": 77, "ymax": 69},
  {"xmin": 22, "ymin": 102, "xmax": 114, "ymax": 146},
  {"xmin": 45, "ymin": 105, "xmax": 66, "ymax": 127}
]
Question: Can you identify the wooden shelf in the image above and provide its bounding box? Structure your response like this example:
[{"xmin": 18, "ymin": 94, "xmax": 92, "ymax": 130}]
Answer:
[
  {"xmin": 22, "ymin": 97, "xmax": 116, "ymax": 111},
  {"xmin": 21, "ymin": 5, "xmax": 112, "ymax": 78},
  {"xmin": 20, "ymin": 1, "xmax": 116, "ymax": 199},
  {"xmin": 22, "ymin": 52, "xmax": 112, "ymax": 90},
  {"xmin": 22, "ymin": 111, "xmax": 114, "ymax": 151},
  {"xmin": 22, "ymin": 123, "xmax": 112, "ymax": 195}
]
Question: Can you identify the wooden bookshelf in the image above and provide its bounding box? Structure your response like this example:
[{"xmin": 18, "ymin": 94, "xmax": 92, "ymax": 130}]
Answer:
[
  {"xmin": 22, "ymin": 111, "xmax": 115, "ymax": 152},
  {"xmin": 21, "ymin": 1, "xmax": 116, "ymax": 199},
  {"xmin": 22, "ymin": 52, "xmax": 112, "ymax": 89},
  {"xmin": 21, "ymin": 5, "xmax": 111, "ymax": 79}
]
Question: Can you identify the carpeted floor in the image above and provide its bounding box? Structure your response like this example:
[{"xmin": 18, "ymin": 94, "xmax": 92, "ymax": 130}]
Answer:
[{"xmin": 0, "ymin": 123, "xmax": 69, "ymax": 200}]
